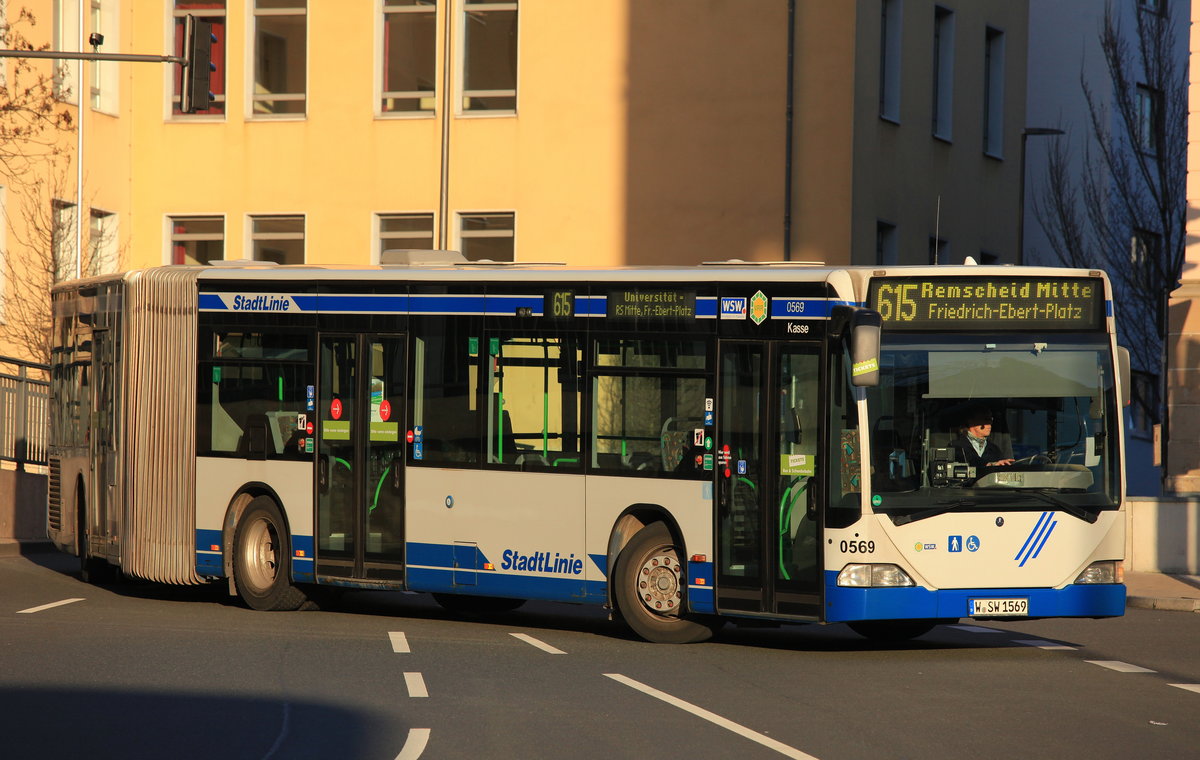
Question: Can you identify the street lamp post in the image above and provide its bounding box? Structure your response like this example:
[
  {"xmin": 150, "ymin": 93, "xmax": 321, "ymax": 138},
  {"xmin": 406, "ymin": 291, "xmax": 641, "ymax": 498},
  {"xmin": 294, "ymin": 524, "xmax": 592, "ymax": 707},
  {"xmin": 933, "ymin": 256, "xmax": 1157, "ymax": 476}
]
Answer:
[{"xmin": 1018, "ymin": 127, "xmax": 1065, "ymax": 266}]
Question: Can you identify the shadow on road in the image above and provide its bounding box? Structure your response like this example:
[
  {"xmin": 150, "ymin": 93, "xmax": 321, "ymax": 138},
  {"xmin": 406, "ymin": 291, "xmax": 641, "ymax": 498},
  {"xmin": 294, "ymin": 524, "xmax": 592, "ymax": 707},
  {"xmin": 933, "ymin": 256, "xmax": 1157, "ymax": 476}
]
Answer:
[{"xmin": 0, "ymin": 686, "xmax": 397, "ymax": 760}]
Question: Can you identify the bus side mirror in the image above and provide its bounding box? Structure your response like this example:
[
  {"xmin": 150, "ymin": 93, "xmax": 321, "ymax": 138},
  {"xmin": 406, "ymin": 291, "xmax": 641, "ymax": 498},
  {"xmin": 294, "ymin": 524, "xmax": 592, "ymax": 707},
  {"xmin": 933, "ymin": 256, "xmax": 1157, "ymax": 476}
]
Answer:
[
  {"xmin": 1117, "ymin": 346, "xmax": 1131, "ymax": 407},
  {"xmin": 832, "ymin": 305, "xmax": 882, "ymax": 387}
]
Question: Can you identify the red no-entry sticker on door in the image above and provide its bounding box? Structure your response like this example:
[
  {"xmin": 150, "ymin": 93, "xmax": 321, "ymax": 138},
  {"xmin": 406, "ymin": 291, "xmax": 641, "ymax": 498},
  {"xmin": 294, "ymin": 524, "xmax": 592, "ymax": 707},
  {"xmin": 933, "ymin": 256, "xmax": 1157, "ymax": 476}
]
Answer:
[
  {"xmin": 379, "ymin": 399, "xmax": 392, "ymax": 421},
  {"xmin": 331, "ymin": 398, "xmax": 343, "ymax": 420}
]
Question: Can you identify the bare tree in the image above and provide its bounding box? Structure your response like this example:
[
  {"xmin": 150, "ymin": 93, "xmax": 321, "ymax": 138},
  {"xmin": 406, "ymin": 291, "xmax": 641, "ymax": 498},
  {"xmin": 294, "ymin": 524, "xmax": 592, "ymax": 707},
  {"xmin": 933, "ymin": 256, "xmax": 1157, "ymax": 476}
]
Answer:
[
  {"xmin": 0, "ymin": 10, "xmax": 79, "ymax": 363},
  {"xmin": 0, "ymin": 10, "xmax": 75, "ymax": 183},
  {"xmin": 1033, "ymin": 4, "xmax": 1186, "ymax": 385}
]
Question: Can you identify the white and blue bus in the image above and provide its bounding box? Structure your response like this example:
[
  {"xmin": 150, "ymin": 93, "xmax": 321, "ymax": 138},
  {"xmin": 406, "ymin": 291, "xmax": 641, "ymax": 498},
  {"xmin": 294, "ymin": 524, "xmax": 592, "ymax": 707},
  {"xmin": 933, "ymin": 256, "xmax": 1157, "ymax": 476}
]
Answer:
[{"xmin": 47, "ymin": 257, "xmax": 1129, "ymax": 642}]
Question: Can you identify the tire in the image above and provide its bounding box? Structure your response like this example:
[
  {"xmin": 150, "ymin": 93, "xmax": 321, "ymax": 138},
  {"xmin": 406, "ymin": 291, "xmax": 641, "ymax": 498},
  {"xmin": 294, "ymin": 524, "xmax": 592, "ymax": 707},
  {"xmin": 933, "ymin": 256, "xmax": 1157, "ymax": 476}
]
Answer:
[
  {"xmin": 233, "ymin": 496, "xmax": 309, "ymax": 611},
  {"xmin": 77, "ymin": 487, "xmax": 116, "ymax": 585},
  {"xmin": 433, "ymin": 593, "xmax": 525, "ymax": 617},
  {"xmin": 847, "ymin": 619, "xmax": 945, "ymax": 642},
  {"xmin": 612, "ymin": 522, "xmax": 719, "ymax": 644}
]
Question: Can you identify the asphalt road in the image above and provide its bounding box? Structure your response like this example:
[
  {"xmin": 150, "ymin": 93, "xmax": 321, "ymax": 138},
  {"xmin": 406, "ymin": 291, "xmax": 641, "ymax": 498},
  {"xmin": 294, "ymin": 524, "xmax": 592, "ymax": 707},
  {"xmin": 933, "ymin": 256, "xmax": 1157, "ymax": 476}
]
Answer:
[{"xmin": 2, "ymin": 550, "xmax": 1198, "ymax": 760}]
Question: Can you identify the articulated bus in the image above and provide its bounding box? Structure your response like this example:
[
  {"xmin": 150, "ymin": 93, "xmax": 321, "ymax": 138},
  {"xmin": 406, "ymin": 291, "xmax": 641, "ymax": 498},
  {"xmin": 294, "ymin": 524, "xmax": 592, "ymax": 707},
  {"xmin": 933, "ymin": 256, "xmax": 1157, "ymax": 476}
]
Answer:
[{"xmin": 47, "ymin": 258, "xmax": 1129, "ymax": 642}]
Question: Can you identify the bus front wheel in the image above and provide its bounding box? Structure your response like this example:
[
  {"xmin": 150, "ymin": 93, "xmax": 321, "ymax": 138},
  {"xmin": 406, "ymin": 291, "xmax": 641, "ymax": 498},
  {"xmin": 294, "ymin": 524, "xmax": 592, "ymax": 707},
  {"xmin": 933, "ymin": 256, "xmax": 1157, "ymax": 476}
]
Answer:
[
  {"xmin": 233, "ymin": 496, "xmax": 309, "ymax": 611},
  {"xmin": 613, "ymin": 522, "xmax": 718, "ymax": 644}
]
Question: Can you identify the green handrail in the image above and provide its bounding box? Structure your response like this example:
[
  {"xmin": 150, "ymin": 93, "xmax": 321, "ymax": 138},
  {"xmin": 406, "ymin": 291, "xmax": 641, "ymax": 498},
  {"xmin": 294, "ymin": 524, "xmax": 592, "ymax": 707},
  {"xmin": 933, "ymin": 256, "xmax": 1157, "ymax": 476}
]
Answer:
[{"xmin": 777, "ymin": 477, "xmax": 808, "ymax": 581}]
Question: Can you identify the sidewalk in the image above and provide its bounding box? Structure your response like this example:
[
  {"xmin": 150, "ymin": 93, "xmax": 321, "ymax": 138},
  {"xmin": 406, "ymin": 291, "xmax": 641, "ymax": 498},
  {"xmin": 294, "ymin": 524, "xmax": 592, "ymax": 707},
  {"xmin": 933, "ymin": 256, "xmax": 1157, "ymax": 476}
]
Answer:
[
  {"xmin": 3, "ymin": 539, "xmax": 1197, "ymax": 611},
  {"xmin": 1126, "ymin": 571, "xmax": 1200, "ymax": 612}
]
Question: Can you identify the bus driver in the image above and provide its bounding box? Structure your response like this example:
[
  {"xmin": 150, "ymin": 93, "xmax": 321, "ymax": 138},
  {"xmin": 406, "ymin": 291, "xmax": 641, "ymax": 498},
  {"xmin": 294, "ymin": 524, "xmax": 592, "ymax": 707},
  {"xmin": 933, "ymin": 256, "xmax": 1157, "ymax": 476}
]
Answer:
[{"xmin": 951, "ymin": 409, "xmax": 1015, "ymax": 469}]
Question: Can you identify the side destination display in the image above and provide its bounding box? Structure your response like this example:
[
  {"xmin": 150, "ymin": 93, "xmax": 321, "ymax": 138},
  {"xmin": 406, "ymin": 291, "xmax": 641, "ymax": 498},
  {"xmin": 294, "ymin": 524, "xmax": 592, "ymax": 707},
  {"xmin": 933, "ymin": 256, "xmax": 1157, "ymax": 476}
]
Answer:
[{"xmin": 866, "ymin": 276, "xmax": 1104, "ymax": 331}]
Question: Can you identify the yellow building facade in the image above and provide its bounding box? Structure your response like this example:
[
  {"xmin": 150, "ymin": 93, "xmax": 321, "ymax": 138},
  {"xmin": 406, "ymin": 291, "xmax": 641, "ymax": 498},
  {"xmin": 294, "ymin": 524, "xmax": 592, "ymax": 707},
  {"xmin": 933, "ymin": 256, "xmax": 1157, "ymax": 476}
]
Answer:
[{"xmin": 1, "ymin": 0, "xmax": 1027, "ymax": 361}]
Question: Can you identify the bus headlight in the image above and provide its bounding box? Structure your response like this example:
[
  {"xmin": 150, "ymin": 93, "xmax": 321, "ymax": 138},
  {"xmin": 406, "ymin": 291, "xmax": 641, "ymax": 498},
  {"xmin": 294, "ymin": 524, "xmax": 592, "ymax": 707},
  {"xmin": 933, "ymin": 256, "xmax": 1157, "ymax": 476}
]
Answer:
[
  {"xmin": 1074, "ymin": 561, "xmax": 1124, "ymax": 585},
  {"xmin": 837, "ymin": 563, "xmax": 915, "ymax": 587}
]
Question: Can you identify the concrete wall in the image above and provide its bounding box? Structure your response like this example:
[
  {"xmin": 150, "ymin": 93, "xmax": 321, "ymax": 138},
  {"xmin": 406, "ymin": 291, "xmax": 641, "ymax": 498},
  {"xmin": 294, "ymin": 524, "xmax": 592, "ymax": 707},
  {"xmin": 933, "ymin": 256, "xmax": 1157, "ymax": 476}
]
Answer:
[
  {"xmin": 1127, "ymin": 498, "xmax": 1200, "ymax": 574},
  {"xmin": 0, "ymin": 469, "xmax": 46, "ymax": 542}
]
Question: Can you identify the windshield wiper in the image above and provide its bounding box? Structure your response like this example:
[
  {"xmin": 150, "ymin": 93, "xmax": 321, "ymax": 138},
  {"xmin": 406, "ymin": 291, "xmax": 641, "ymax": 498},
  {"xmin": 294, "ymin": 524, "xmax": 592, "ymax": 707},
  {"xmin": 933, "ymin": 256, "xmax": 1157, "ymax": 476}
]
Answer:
[
  {"xmin": 1008, "ymin": 489, "xmax": 1098, "ymax": 524},
  {"xmin": 892, "ymin": 499, "xmax": 975, "ymax": 526}
]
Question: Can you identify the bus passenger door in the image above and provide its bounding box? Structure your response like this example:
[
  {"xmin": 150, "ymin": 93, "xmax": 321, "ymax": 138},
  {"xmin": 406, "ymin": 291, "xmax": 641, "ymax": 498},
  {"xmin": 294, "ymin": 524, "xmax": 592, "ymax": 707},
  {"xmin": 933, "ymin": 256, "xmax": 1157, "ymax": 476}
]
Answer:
[
  {"xmin": 715, "ymin": 341, "xmax": 821, "ymax": 618},
  {"xmin": 317, "ymin": 334, "xmax": 407, "ymax": 581}
]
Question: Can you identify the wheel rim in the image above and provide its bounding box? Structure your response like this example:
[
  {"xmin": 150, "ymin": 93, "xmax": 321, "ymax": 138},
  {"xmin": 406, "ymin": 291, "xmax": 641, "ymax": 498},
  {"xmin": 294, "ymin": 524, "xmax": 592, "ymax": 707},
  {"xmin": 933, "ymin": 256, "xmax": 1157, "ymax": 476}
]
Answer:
[
  {"xmin": 241, "ymin": 517, "xmax": 279, "ymax": 593},
  {"xmin": 635, "ymin": 545, "xmax": 682, "ymax": 618}
]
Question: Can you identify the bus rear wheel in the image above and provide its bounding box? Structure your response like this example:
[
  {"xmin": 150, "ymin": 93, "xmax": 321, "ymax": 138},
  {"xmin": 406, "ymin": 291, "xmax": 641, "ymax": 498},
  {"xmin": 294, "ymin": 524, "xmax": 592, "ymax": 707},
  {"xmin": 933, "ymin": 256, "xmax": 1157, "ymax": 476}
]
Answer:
[
  {"xmin": 233, "ymin": 496, "xmax": 309, "ymax": 611},
  {"xmin": 613, "ymin": 522, "xmax": 718, "ymax": 644}
]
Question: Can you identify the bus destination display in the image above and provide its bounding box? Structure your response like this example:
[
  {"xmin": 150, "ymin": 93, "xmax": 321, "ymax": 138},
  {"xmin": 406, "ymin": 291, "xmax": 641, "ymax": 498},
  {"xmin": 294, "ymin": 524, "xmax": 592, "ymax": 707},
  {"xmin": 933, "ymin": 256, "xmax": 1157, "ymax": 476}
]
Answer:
[
  {"xmin": 867, "ymin": 276, "xmax": 1103, "ymax": 331},
  {"xmin": 607, "ymin": 289, "xmax": 696, "ymax": 319}
]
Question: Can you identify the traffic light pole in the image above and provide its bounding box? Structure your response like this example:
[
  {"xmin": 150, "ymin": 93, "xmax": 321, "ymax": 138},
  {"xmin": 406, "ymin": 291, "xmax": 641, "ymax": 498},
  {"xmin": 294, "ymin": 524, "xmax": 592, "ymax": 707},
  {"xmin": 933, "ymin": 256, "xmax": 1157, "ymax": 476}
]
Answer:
[{"xmin": 0, "ymin": 50, "xmax": 184, "ymax": 64}]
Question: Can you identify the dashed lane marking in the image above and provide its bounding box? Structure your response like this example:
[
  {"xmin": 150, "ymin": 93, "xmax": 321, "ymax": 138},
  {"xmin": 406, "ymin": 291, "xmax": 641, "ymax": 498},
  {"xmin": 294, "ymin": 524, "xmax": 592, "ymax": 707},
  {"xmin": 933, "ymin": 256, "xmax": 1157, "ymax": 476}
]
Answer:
[
  {"xmin": 1086, "ymin": 660, "xmax": 1156, "ymax": 673},
  {"xmin": 389, "ymin": 632, "xmax": 411, "ymax": 653},
  {"xmin": 1169, "ymin": 684, "xmax": 1200, "ymax": 694},
  {"xmin": 404, "ymin": 672, "xmax": 429, "ymax": 698},
  {"xmin": 605, "ymin": 673, "xmax": 820, "ymax": 760},
  {"xmin": 393, "ymin": 728, "xmax": 431, "ymax": 760},
  {"xmin": 510, "ymin": 633, "xmax": 566, "ymax": 654},
  {"xmin": 17, "ymin": 598, "xmax": 85, "ymax": 614},
  {"xmin": 1014, "ymin": 639, "xmax": 1077, "ymax": 650}
]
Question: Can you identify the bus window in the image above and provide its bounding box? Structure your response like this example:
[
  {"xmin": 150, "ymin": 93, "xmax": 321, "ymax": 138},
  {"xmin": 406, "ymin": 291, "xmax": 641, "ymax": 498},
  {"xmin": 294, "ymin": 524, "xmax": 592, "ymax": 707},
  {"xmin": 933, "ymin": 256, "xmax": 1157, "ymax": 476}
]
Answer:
[
  {"xmin": 591, "ymin": 338, "xmax": 708, "ymax": 478},
  {"xmin": 197, "ymin": 362, "xmax": 311, "ymax": 459},
  {"xmin": 486, "ymin": 335, "xmax": 581, "ymax": 469},
  {"xmin": 828, "ymin": 348, "xmax": 862, "ymax": 528},
  {"xmin": 410, "ymin": 318, "xmax": 481, "ymax": 465}
]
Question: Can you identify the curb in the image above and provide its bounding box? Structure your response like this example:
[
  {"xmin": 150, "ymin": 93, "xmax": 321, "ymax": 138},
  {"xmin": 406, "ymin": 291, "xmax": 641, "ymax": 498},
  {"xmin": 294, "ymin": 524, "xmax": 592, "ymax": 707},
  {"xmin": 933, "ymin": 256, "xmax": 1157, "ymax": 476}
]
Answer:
[
  {"xmin": 0, "ymin": 540, "xmax": 54, "ymax": 558},
  {"xmin": 1127, "ymin": 595, "xmax": 1200, "ymax": 612}
]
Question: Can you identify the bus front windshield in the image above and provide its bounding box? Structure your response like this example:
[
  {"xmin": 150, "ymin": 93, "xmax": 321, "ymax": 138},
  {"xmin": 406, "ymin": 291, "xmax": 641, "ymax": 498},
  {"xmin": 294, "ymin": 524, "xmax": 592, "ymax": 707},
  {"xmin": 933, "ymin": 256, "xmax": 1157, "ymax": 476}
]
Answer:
[{"xmin": 866, "ymin": 334, "xmax": 1120, "ymax": 522}]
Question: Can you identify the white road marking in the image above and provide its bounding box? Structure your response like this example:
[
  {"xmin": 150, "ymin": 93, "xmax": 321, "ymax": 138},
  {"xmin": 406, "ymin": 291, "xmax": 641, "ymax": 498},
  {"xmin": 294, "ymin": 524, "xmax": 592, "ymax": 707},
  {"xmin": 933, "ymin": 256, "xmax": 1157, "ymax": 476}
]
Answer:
[
  {"xmin": 1014, "ymin": 639, "xmax": 1077, "ymax": 650},
  {"xmin": 951, "ymin": 625, "xmax": 1004, "ymax": 633},
  {"xmin": 17, "ymin": 598, "xmax": 84, "ymax": 614},
  {"xmin": 393, "ymin": 728, "xmax": 431, "ymax": 760},
  {"xmin": 389, "ymin": 631, "xmax": 411, "ymax": 653},
  {"xmin": 605, "ymin": 673, "xmax": 820, "ymax": 760},
  {"xmin": 1169, "ymin": 684, "xmax": 1200, "ymax": 695},
  {"xmin": 510, "ymin": 632, "xmax": 566, "ymax": 654},
  {"xmin": 1086, "ymin": 660, "xmax": 1155, "ymax": 673},
  {"xmin": 404, "ymin": 672, "xmax": 429, "ymax": 698}
]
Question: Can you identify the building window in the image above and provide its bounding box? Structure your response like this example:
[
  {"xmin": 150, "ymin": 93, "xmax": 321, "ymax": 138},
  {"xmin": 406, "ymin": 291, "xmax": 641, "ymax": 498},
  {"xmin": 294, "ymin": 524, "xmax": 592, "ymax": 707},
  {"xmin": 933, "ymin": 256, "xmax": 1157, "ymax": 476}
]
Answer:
[
  {"xmin": 173, "ymin": 1, "xmax": 226, "ymax": 115},
  {"xmin": 876, "ymin": 221, "xmax": 897, "ymax": 265},
  {"xmin": 461, "ymin": 0, "xmax": 517, "ymax": 112},
  {"xmin": 88, "ymin": 209, "xmax": 117, "ymax": 276},
  {"xmin": 1136, "ymin": 84, "xmax": 1162, "ymax": 156},
  {"xmin": 90, "ymin": 0, "xmax": 119, "ymax": 113},
  {"xmin": 983, "ymin": 26, "xmax": 1005, "ymax": 158},
  {"xmin": 170, "ymin": 215, "xmax": 224, "ymax": 265},
  {"xmin": 53, "ymin": 0, "xmax": 80, "ymax": 104},
  {"xmin": 879, "ymin": 0, "xmax": 902, "ymax": 122},
  {"xmin": 381, "ymin": 0, "xmax": 437, "ymax": 114},
  {"xmin": 458, "ymin": 212, "xmax": 514, "ymax": 261},
  {"xmin": 253, "ymin": 0, "xmax": 307, "ymax": 116},
  {"xmin": 928, "ymin": 236, "xmax": 947, "ymax": 265},
  {"xmin": 250, "ymin": 215, "xmax": 304, "ymax": 264},
  {"xmin": 378, "ymin": 213, "xmax": 435, "ymax": 261},
  {"xmin": 52, "ymin": 200, "xmax": 78, "ymax": 282},
  {"xmin": 932, "ymin": 6, "xmax": 953, "ymax": 140}
]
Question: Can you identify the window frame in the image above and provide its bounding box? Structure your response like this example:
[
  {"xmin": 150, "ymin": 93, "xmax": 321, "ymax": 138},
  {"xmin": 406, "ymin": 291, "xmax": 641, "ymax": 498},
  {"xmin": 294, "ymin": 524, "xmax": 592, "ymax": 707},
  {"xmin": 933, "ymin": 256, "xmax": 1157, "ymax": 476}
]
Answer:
[
  {"xmin": 375, "ymin": 212, "xmax": 437, "ymax": 264},
  {"xmin": 168, "ymin": 214, "xmax": 226, "ymax": 265},
  {"xmin": 249, "ymin": 0, "xmax": 309, "ymax": 119},
  {"xmin": 248, "ymin": 214, "xmax": 306, "ymax": 265},
  {"xmin": 983, "ymin": 25, "xmax": 1006, "ymax": 159},
  {"xmin": 931, "ymin": 5, "xmax": 954, "ymax": 141},
  {"xmin": 378, "ymin": 0, "xmax": 440, "ymax": 118},
  {"xmin": 457, "ymin": 0, "xmax": 519, "ymax": 116},
  {"xmin": 879, "ymin": 0, "xmax": 902, "ymax": 123},
  {"xmin": 457, "ymin": 211, "xmax": 516, "ymax": 262}
]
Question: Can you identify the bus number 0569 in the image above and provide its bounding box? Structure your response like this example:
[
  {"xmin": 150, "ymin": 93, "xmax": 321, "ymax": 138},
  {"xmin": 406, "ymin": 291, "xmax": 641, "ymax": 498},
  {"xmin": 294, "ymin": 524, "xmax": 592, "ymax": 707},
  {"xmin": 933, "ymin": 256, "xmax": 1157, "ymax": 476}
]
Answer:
[{"xmin": 839, "ymin": 540, "xmax": 875, "ymax": 554}]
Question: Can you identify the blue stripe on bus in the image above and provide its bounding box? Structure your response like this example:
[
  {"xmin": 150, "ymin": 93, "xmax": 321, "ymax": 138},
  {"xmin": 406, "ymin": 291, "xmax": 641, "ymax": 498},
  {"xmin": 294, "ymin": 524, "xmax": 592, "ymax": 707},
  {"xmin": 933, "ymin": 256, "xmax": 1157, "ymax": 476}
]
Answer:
[
  {"xmin": 576, "ymin": 296, "xmax": 607, "ymax": 317},
  {"xmin": 406, "ymin": 566, "xmax": 607, "ymax": 604},
  {"xmin": 696, "ymin": 297, "xmax": 717, "ymax": 319},
  {"xmin": 316, "ymin": 295, "xmax": 408, "ymax": 313},
  {"xmin": 1106, "ymin": 300, "xmax": 1113, "ymax": 317},
  {"xmin": 769, "ymin": 298, "xmax": 857, "ymax": 319},
  {"xmin": 822, "ymin": 571, "xmax": 1126, "ymax": 621}
]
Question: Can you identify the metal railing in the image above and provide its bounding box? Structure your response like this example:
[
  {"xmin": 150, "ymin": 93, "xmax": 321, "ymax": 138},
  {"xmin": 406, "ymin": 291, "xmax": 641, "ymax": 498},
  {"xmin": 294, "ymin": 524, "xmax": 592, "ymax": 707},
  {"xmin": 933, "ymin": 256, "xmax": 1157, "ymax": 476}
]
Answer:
[{"xmin": 0, "ymin": 356, "xmax": 49, "ymax": 470}]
